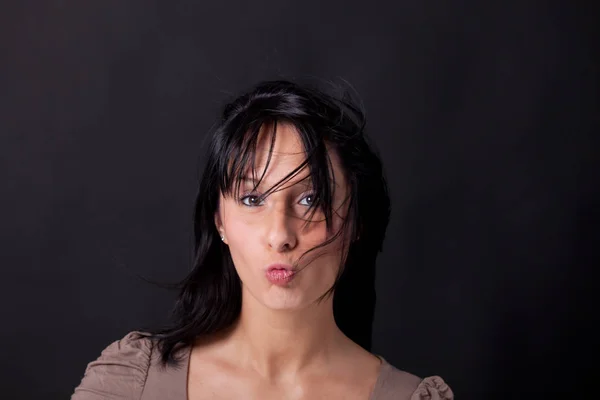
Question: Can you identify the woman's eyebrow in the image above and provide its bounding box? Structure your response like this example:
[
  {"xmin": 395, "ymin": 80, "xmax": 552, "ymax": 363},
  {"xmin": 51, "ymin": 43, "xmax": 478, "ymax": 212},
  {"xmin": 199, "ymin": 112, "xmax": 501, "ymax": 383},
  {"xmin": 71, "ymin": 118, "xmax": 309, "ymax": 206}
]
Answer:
[
  {"xmin": 240, "ymin": 172, "xmax": 308, "ymax": 183},
  {"xmin": 239, "ymin": 173, "xmax": 340, "ymax": 189},
  {"xmin": 240, "ymin": 174, "xmax": 313, "ymax": 190}
]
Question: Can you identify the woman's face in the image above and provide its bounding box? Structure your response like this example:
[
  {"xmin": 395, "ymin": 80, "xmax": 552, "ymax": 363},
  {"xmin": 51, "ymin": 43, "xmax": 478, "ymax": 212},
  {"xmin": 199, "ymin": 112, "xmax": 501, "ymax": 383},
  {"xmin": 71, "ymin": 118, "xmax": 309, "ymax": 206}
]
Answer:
[{"xmin": 216, "ymin": 123, "xmax": 350, "ymax": 311}]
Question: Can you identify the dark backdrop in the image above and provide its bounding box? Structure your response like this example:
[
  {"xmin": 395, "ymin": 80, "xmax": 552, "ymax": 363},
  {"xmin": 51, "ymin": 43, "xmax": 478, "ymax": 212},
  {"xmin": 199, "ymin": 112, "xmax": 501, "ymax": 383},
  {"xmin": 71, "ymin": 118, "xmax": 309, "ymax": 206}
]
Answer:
[{"xmin": 1, "ymin": 1, "xmax": 597, "ymax": 398}]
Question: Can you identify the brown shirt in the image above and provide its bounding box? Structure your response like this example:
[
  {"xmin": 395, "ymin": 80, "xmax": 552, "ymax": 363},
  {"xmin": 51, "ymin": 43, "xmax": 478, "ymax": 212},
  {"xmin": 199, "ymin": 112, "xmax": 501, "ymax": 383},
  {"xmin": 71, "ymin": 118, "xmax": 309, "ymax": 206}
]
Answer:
[{"xmin": 72, "ymin": 332, "xmax": 453, "ymax": 400}]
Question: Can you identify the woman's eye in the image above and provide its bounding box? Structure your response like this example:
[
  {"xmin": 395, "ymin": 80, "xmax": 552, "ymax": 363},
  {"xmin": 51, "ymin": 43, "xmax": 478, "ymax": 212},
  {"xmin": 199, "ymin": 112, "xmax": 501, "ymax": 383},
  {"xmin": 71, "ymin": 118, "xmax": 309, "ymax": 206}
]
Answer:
[
  {"xmin": 299, "ymin": 194, "xmax": 314, "ymax": 207},
  {"xmin": 240, "ymin": 195, "xmax": 264, "ymax": 207}
]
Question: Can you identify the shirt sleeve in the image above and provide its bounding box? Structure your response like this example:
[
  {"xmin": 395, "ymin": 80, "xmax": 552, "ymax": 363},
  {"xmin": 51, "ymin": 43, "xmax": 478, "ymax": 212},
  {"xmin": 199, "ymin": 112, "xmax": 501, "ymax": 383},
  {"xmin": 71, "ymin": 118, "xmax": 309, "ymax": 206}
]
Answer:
[
  {"xmin": 71, "ymin": 331, "xmax": 153, "ymax": 400},
  {"xmin": 410, "ymin": 376, "xmax": 454, "ymax": 400}
]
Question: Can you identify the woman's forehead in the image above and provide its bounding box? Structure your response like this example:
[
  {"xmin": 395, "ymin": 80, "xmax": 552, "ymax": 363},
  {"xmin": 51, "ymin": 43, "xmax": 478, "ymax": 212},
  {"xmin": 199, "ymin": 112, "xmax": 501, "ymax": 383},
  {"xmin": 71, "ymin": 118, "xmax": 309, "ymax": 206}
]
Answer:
[{"xmin": 245, "ymin": 123, "xmax": 345, "ymax": 189}]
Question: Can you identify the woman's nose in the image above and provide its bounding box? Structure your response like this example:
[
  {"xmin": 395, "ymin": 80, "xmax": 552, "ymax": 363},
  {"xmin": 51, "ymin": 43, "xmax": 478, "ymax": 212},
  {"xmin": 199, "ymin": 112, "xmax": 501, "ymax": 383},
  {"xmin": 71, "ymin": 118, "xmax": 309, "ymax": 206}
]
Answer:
[{"xmin": 265, "ymin": 206, "xmax": 298, "ymax": 252}]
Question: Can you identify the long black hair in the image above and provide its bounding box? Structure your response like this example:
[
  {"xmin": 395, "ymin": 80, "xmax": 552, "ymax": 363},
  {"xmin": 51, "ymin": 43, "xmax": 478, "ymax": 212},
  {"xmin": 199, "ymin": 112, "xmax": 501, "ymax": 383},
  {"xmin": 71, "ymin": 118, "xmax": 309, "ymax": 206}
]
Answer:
[{"xmin": 148, "ymin": 80, "xmax": 390, "ymax": 366}]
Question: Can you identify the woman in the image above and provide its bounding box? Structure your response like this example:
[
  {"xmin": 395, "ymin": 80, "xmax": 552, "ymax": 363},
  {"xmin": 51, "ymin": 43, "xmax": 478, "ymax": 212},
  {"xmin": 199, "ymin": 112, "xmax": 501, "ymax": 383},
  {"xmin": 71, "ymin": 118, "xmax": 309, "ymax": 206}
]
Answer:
[{"xmin": 72, "ymin": 80, "xmax": 453, "ymax": 399}]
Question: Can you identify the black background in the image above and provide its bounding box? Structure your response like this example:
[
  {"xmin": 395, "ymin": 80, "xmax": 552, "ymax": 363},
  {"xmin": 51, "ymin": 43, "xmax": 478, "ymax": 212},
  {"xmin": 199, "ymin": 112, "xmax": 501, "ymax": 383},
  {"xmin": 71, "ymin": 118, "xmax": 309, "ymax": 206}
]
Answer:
[{"xmin": 1, "ymin": 1, "xmax": 598, "ymax": 398}]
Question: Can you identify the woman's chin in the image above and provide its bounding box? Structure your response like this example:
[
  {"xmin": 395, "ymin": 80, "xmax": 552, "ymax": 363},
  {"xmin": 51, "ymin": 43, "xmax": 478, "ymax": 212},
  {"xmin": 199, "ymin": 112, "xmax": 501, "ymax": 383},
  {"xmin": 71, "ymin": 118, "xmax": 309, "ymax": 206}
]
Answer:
[{"xmin": 261, "ymin": 291, "xmax": 309, "ymax": 311}]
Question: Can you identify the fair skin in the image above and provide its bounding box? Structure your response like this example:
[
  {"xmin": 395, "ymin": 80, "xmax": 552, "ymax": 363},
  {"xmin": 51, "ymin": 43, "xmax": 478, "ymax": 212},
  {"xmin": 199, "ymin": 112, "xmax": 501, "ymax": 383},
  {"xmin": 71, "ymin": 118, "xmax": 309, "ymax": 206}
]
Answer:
[{"xmin": 187, "ymin": 123, "xmax": 382, "ymax": 400}]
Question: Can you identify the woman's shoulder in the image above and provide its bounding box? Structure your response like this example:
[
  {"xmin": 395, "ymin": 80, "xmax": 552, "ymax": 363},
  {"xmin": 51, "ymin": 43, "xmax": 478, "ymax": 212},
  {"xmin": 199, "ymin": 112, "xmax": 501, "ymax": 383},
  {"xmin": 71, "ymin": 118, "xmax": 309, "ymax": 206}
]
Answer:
[
  {"xmin": 71, "ymin": 331, "xmax": 157, "ymax": 399},
  {"xmin": 375, "ymin": 358, "xmax": 454, "ymax": 400}
]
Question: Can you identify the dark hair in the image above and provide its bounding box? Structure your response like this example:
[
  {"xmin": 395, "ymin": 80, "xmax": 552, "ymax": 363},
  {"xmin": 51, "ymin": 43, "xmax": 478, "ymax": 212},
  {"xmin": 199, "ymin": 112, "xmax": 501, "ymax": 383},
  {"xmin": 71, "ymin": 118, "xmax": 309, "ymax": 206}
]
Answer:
[{"xmin": 148, "ymin": 80, "xmax": 390, "ymax": 366}]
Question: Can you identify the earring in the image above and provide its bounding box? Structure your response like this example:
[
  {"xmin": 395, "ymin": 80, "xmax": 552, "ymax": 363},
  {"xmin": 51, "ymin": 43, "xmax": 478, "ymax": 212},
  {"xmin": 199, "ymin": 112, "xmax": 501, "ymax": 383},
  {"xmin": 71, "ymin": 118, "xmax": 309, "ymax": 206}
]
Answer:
[{"xmin": 220, "ymin": 235, "xmax": 224, "ymax": 241}]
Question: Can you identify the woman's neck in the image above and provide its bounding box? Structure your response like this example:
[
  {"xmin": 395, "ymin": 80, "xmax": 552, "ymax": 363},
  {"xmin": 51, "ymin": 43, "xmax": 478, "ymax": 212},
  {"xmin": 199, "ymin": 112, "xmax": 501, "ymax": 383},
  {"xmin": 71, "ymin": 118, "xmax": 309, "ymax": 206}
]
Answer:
[{"xmin": 226, "ymin": 293, "xmax": 348, "ymax": 381}]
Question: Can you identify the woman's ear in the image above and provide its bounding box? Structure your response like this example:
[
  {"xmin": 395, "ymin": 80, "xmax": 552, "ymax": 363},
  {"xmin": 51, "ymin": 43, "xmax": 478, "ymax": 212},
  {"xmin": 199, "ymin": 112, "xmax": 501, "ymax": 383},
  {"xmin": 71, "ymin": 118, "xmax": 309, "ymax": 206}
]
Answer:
[
  {"xmin": 214, "ymin": 211, "xmax": 226, "ymax": 243},
  {"xmin": 214, "ymin": 211, "xmax": 222, "ymax": 231}
]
